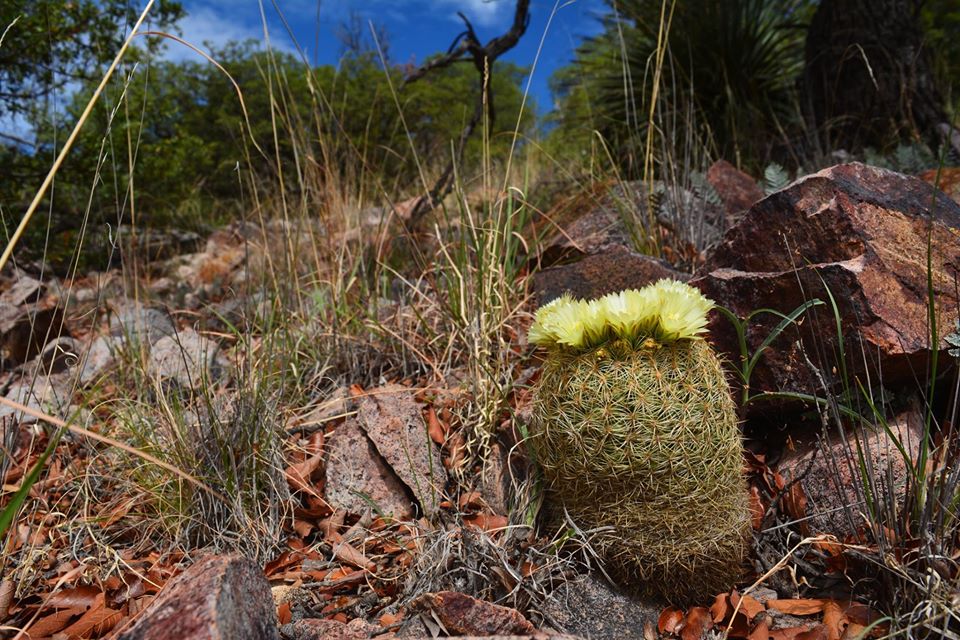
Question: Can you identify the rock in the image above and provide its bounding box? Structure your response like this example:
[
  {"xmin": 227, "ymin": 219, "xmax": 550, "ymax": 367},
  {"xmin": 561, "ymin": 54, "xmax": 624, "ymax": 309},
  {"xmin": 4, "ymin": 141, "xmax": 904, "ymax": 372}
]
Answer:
[
  {"xmin": 1, "ymin": 374, "xmax": 73, "ymax": 424},
  {"xmin": 777, "ymin": 400, "xmax": 924, "ymax": 540},
  {"xmin": 78, "ymin": 335, "xmax": 121, "ymax": 386},
  {"xmin": 116, "ymin": 225, "xmax": 203, "ymax": 262},
  {"xmin": 281, "ymin": 618, "xmax": 387, "ymax": 640},
  {"xmin": 696, "ymin": 162, "xmax": 960, "ymax": 404},
  {"xmin": 109, "ymin": 303, "xmax": 176, "ymax": 346},
  {"xmin": 540, "ymin": 575, "xmax": 662, "ymax": 640},
  {"xmin": 919, "ymin": 167, "xmax": 960, "ymax": 205},
  {"xmin": 538, "ymin": 193, "xmax": 636, "ymax": 267},
  {"xmin": 414, "ymin": 591, "xmax": 537, "ymax": 636},
  {"xmin": 533, "ymin": 244, "xmax": 688, "ymax": 304},
  {"xmin": 706, "ymin": 160, "xmax": 764, "ymax": 223},
  {"xmin": 324, "ymin": 418, "xmax": 414, "ymax": 519},
  {"xmin": 147, "ymin": 329, "xmax": 224, "ymax": 388},
  {"xmin": 0, "ymin": 302, "xmax": 67, "ymax": 367},
  {"xmin": 356, "ymin": 385, "xmax": 447, "ymax": 518},
  {"xmin": 113, "ymin": 554, "xmax": 278, "ymax": 640},
  {"xmin": 0, "ymin": 275, "xmax": 45, "ymax": 307},
  {"xmin": 33, "ymin": 336, "xmax": 82, "ymax": 374}
]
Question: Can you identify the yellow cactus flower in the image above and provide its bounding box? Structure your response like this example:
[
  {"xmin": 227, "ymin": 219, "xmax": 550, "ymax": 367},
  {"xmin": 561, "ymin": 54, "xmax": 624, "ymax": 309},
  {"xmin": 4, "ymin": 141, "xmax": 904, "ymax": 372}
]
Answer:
[
  {"xmin": 528, "ymin": 280, "xmax": 713, "ymax": 350},
  {"xmin": 653, "ymin": 279, "xmax": 713, "ymax": 342}
]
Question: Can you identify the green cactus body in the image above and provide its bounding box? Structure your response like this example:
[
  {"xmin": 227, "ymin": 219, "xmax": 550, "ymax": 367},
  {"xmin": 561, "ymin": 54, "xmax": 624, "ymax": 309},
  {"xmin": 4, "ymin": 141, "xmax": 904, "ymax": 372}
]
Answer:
[{"xmin": 531, "ymin": 337, "xmax": 750, "ymax": 603}]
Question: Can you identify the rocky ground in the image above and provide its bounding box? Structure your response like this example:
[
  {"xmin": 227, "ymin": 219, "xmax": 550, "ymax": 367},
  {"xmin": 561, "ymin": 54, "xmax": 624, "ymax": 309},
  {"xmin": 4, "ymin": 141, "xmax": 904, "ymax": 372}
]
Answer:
[{"xmin": 1, "ymin": 162, "xmax": 959, "ymax": 639}]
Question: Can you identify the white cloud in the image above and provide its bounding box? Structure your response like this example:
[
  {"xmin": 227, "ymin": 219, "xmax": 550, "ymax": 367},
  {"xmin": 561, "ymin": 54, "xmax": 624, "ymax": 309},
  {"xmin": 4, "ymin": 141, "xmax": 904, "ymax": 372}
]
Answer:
[
  {"xmin": 431, "ymin": 0, "xmax": 514, "ymax": 27},
  {"xmin": 163, "ymin": 6, "xmax": 295, "ymax": 62}
]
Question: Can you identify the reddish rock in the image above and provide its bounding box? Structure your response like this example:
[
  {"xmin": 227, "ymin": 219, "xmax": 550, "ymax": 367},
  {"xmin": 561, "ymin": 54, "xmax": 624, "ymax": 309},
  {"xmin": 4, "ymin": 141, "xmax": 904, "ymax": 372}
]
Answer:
[
  {"xmin": 414, "ymin": 591, "xmax": 537, "ymax": 636},
  {"xmin": 538, "ymin": 193, "xmax": 636, "ymax": 267},
  {"xmin": 356, "ymin": 385, "xmax": 447, "ymax": 518},
  {"xmin": 324, "ymin": 418, "xmax": 414, "ymax": 519},
  {"xmin": 777, "ymin": 400, "xmax": 924, "ymax": 540},
  {"xmin": 533, "ymin": 245, "xmax": 689, "ymax": 304},
  {"xmin": 282, "ymin": 618, "xmax": 387, "ymax": 640},
  {"xmin": 696, "ymin": 163, "xmax": 960, "ymax": 405},
  {"xmin": 919, "ymin": 167, "xmax": 960, "ymax": 205},
  {"xmin": 706, "ymin": 160, "xmax": 764, "ymax": 223},
  {"xmin": 113, "ymin": 555, "xmax": 278, "ymax": 640}
]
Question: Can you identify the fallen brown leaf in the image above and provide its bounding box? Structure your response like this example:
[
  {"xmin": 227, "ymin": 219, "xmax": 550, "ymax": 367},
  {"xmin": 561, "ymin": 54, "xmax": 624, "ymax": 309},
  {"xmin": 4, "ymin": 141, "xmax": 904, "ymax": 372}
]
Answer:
[
  {"xmin": 285, "ymin": 450, "xmax": 325, "ymax": 494},
  {"xmin": 24, "ymin": 606, "xmax": 85, "ymax": 637},
  {"xmin": 332, "ymin": 540, "xmax": 375, "ymax": 571},
  {"xmin": 659, "ymin": 607, "xmax": 684, "ymax": 634},
  {"xmin": 681, "ymin": 606, "xmax": 714, "ymax": 640},
  {"xmin": 732, "ymin": 591, "xmax": 765, "ymax": 621},
  {"xmin": 43, "ymin": 585, "xmax": 102, "ymax": 610},
  {"xmin": 795, "ymin": 623, "xmax": 830, "ymax": 640},
  {"xmin": 822, "ymin": 600, "xmax": 844, "ymax": 640},
  {"xmin": 767, "ymin": 599, "xmax": 826, "ymax": 616},
  {"xmin": 426, "ymin": 406, "xmax": 446, "ymax": 445},
  {"xmin": 749, "ymin": 485, "xmax": 766, "ymax": 530}
]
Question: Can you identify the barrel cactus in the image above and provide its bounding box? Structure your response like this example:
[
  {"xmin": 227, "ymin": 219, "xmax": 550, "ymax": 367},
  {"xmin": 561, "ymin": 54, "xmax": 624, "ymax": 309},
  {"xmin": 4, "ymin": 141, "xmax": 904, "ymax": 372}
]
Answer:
[{"xmin": 528, "ymin": 280, "xmax": 750, "ymax": 603}]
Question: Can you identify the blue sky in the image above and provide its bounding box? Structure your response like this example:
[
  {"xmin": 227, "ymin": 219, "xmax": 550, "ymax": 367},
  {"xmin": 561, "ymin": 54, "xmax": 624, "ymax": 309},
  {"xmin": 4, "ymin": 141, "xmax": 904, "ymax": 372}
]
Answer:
[{"xmin": 169, "ymin": 0, "xmax": 606, "ymax": 112}]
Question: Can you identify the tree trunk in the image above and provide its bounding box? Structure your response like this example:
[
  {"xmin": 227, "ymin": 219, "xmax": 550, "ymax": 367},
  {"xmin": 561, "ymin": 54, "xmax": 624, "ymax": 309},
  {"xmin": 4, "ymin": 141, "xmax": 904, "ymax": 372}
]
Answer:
[{"xmin": 803, "ymin": 0, "xmax": 947, "ymax": 151}]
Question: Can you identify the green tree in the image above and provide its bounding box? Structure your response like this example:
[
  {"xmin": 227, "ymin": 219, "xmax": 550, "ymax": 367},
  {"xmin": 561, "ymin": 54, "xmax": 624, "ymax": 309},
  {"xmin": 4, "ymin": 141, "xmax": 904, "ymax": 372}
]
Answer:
[{"xmin": 0, "ymin": 0, "xmax": 183, "ymax": 121}]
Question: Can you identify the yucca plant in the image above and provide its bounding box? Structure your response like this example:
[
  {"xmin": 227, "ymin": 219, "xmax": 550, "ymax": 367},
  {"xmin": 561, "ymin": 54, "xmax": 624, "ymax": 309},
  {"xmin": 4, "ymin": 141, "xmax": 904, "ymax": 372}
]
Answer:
[{"xmin": 553, "ymin": 0, "xmax": 810, "ymax": 173}]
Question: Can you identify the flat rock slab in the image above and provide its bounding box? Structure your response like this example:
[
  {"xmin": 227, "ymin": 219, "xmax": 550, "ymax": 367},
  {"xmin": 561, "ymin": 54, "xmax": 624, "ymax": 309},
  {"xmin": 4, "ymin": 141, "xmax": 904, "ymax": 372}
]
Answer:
[
  {"xmin": 541, "ymin": 575, "xmax": 663, "ymax": 640},
  {"xmin": 414, "ymin": 591, "xmax": 540, "ymax": 637},
  {"xmin": 357, "ymin": 385, "xmax": 446, "ymax": 518},
  {"xmin": 324, "ymin": 418, "xmax": 414, "ymax": 519},
  {"xmin": 114, "ymin": 554, "xmax": 278, "ymax": 640}
]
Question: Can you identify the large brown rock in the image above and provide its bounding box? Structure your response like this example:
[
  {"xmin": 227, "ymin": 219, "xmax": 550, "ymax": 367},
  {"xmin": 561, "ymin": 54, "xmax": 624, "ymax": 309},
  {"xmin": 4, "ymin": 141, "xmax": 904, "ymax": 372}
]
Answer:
[
  {"xmin": 113, "ymin": 555, "xmax": 278, "ymax": 640},
  {"xmin": 706, "ymin": 160, "xmax": 764, "ymax": 223},
  {"xmin": 696, "ymin": 163, "xmax": 960, "ymax": 405},
  {"xmin": 533, "ymin": 244, "xmax": 688, "ymax": 304}
]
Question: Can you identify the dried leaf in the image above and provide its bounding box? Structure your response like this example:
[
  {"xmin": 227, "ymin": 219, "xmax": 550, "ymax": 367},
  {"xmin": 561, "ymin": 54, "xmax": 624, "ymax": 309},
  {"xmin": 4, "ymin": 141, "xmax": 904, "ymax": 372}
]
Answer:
[
  {"xmin": 749, "ymin": 485, "xmax": 766, "ymax": 530},
  {"xmin": 60, "ymin": 599, "xmax": 122, "ymax": 638},
  {"xmin": 659, "ymin": 607, "xmax": 684, "ymax": 634},
  {"xmin": 841, "ymin": 622, "xmax": 866, "ymax": 639},
  {"xmin": 738, "ymin": 595, "xmax": 765, "ymax": 621},
  {"xmin": 711, "ymin": 592, "xmax": 731, "ymax": 623},
  {"xmin": 43, "ymin": 585, "xmax": 102, "ymax": 610},
  {"xmin": 332, "ymin": 540, "xmax": 375, "ymax": 571},
  {"xmin": 784, "ymin": 483, "xmax": 809, "ymax": 527},
  {"xmin": 380, "ymin": 612, "xmax": 401, "ymax": 626},
  {"xmin": 795, "ymin": 623, "xmax": 830, "ymax": 640},
  {"xmin": 644, "ymin": 620, "xmax": 658, "ymax": 640},
  {"xmin": 464, "ymin": 513, "xmax": 508, "ymax": 531},
  {"xmin": 24, "ymin": 607, "xmax": 85, "ymax": 637},
  {"xmin": 748, "ymin": 619, "xmax": 771, "ymax": 640},
  {"xmin": 682, "ymin": 607, "xmax": 714, "ymax": 640},
  {"xmin": 285, "ymin": 450, "xmax": 324, "ymax": 494},
  {"xmin": 277, "ymin": 602, "xmax": 292, "ymax": 625},
  {"xmin": 767, "ymin": 599, "xmax": 826, "ymax": 616},
  {"xmin": 0, "ymin": 578, "xmax": 12, "ymax": 621},
  {"xmin": 822, "ymin": 600, "xmax": 844, "ymax": 640},
  {"xmin": 426, "ymin": 406, "xmax": 446, "ymax": 445}
]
